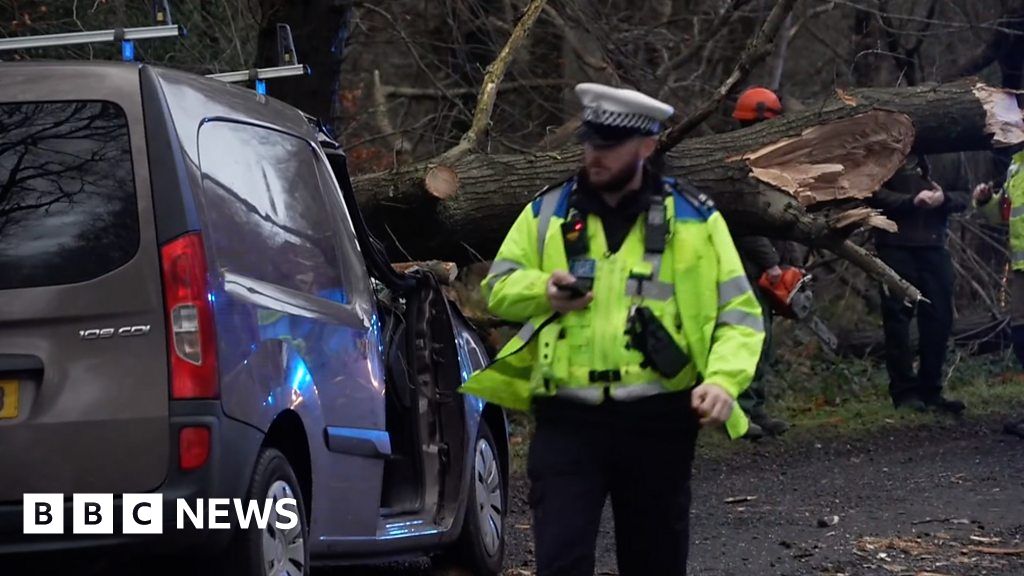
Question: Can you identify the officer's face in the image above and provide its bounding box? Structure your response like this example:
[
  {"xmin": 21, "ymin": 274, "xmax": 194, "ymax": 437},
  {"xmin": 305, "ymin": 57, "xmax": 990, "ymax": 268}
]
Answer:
[{"xmin": 583, "ymin": 137, "xmax": 657, "ymax": 191}]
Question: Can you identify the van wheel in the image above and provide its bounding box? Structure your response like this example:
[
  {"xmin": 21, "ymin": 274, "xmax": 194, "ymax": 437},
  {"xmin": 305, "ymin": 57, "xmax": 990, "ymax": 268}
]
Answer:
[
  {"xmin": 451, "ymin": 420, "xmax": 505, "ymax": 575},
  {"xmin": 230, "ymin": 447, "xmax": 309, "ymax": 576}
]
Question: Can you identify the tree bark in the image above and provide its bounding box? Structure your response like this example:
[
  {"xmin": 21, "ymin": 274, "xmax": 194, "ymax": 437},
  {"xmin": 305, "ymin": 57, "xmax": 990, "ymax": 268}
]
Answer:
[{"xmin": 353, "ymin": 81, "xmax": 1024, "ymax": 263}]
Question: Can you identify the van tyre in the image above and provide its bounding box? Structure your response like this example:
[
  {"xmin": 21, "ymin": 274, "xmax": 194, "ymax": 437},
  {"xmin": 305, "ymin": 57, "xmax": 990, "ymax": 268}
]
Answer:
[
  {"xmin": 452, "ymin": 420, "xmax": 506, "ymax": 575},
  {"xmin": 229, "ymin": 447, "xmax": 309, "ymax": 576}
]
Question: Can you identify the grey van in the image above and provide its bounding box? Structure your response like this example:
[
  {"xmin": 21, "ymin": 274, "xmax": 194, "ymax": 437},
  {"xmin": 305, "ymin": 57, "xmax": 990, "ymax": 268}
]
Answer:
[{"xmin": 0, "ymin": 61, "xmax": 507, "ymax": 575}]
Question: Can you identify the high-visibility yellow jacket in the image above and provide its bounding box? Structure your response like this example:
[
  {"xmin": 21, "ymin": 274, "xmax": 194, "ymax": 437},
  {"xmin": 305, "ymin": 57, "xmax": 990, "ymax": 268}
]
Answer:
[
  {"xmin": 459, "ymin": 176, "xmax": 765, "ymax": 439},
  {"xmin": 975, "ymin": 150, "xmax": 1024, "ymax": 271}
]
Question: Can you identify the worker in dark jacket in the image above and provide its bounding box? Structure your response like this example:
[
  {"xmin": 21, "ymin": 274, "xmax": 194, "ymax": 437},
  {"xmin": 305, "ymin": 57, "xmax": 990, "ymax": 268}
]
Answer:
[
  {"xmin": 733, "ymin": 236, "xmax": 789, "ymax": 437},
  {"xmin": 731, "ymin": 87, "xmax": 791, "ymax": 438},
  {"xmin": 869, "ymin": 155, "xmax": 968, "ymax": 413}
]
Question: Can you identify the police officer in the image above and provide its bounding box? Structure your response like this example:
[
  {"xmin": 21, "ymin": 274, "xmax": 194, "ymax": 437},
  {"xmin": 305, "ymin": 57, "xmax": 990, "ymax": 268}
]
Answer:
[
  {"xmin": 973, "ymin": 148, "xmax": 1024, "ymax": 438},
  {"xmin": 869, "ymin": 155, "xmax": 968, "ymax": 413},
  {"xmin": 460, "ymin": 83, "xmax": 764, "ymax": 575}
]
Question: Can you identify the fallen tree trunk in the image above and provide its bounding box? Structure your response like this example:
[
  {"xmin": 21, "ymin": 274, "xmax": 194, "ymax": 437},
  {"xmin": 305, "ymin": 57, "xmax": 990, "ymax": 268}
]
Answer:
[{"xmin": 352, "ymin": 81, "xmax": 1024, "ymax": 299}]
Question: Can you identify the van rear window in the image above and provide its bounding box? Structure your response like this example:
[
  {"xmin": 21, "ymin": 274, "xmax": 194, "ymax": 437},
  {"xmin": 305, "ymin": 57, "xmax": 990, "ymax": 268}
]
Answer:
[{"xmin": 0, "ymin": 101, "xmax": 138, "ymax": 290}]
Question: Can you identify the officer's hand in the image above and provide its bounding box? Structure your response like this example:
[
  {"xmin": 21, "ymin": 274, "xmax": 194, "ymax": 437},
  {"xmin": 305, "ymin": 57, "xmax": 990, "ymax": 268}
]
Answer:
[
  {"xmin": 973, "ymin": 182, "xmax": 993, "ymax": 204},
  {"xmin": 547, "ymin": 270, "xmax": 593, "ymax": 314},
  {"xmin": 766, "ymin": 265, "xmax": 782, "ymax": 285},
  {"xmin": 691, "ymin": 383, "xmax": 733, "ymax": 426}
]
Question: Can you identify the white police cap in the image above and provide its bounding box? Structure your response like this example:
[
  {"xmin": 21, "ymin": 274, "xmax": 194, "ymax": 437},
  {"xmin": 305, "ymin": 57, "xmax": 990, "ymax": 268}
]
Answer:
[{"xmin": 575, "ymin": 82, "xmax": 675, "ymax": 138}]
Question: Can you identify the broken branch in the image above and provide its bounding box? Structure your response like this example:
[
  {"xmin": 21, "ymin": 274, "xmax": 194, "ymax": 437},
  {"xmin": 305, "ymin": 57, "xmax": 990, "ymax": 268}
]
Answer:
[
  {"xmin": 435, "ymin": 0, "xmax": 548, "ymax": 166},
  {"xmin": 657, "ymin": 0, "xmax": 798, "ymax": 153}
]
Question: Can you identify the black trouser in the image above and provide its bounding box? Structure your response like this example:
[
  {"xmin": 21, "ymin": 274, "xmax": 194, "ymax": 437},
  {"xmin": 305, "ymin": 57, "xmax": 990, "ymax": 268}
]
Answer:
[
  {"xmin": 739, "ymin": 286, "xmax": 773, "ymax": 415},
  {"xmin": 877, "ymin": 245, "xmax": 954, "ymax": 401},
  {"xmin": 528, "ymin": 391, "xmax": 700, "ymax": 576}
]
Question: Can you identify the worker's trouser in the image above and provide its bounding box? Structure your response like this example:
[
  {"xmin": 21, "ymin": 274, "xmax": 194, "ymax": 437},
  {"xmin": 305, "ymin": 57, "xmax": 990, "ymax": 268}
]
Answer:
[
  {"xmin": 877, "ymin": 245, "xmax": 954, "ymax": 402},
  {"xmin": 528, "ymin": 391, "xmax": 700, "ymax": 576},
  {"xmin": 739, "ymin": 286, "xmax": 774, "ymax": 416}
]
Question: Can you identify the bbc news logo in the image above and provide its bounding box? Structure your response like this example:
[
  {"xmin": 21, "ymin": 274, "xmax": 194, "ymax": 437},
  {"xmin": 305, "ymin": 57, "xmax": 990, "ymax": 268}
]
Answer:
[{"xmin": 23, "ymin": 494, "xmax": 299, "ymax": 535}]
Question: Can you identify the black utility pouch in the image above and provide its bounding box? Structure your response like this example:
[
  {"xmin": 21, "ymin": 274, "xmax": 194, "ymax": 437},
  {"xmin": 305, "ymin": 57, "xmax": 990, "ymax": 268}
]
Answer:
[{"xmin": 625, "ymin": 306, "xmax": 689, "ymax": 379}]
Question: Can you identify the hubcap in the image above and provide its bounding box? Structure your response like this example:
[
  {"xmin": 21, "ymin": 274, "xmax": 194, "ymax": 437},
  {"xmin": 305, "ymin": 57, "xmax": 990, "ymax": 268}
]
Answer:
[
  {"xmin": 262, "ymin": 480, "xmax": 305, "ymax": 576},
  {"xmin": 474, "ymin": 436, "xmax": 504, "ymax": 556}
]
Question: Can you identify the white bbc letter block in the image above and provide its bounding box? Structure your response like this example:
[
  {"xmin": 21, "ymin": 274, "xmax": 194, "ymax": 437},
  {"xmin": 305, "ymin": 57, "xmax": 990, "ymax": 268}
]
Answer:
[
  {"xmin": 123, "ymin": 494, "xmax": 164, "ymax": 535},
  {"xmin": 73, "ymin": 494, "xmax": 114, "ymax": 535},
  {"xmin": 208, "ymin": 498, "xmax": 231, "ymax": 529},
  {"xmin": 23, "ymin": 494, "xmax": 64, "ymax": 534}
]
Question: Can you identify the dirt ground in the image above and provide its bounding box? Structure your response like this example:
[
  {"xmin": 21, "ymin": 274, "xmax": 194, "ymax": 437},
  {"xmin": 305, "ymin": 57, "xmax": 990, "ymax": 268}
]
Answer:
[{"xmin": 502, "ymin": 415, "xmax": 1024, "ymax": 576}]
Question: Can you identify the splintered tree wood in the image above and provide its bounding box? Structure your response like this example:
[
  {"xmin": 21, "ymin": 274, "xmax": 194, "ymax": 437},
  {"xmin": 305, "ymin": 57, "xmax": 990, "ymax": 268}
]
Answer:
[
  {"xmin": 737, "ymin": 111, "xmax": 914, "ymax": 207},
  {"xmin": 392, "ymin": 261, "xmax": 458, "ymax": 284}
]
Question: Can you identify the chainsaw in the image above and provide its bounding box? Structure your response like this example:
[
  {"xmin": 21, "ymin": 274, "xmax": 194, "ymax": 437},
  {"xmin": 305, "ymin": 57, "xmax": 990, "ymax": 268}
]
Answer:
[{"xmin": 757, "ymin": 266, "xmax": 838, "ymax": 354}]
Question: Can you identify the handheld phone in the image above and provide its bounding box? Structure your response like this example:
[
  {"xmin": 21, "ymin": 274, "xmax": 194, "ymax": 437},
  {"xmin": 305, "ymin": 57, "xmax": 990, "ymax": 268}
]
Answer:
[{"xmin": 556, "ymin": 280, "xmax": 589, "ymax": 299}]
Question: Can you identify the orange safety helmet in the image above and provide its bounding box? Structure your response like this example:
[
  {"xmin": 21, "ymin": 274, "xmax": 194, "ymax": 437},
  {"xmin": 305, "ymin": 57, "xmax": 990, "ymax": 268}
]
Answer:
[{"xmin": 733, "ymin": 87, "xmax": 783, "ymax": 121}]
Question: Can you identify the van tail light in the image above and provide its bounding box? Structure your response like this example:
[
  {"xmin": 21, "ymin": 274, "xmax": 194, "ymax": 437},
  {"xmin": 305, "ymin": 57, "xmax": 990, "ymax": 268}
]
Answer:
[
  {"xmin": 160, "ymin": 233, "xmax": 219, "ymax": 399},
  {"xmin": 179, "ymin": 426, "xmax": 211, "ymax": 471}
]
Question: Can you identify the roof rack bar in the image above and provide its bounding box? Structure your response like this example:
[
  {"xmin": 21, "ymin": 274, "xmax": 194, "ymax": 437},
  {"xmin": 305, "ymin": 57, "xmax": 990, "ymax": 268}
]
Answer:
[
  {"xmin": 0, "ymin": 24, "xmax": 184, "ymax": 52},
  {"xmin": 206, "ymin": 64, "xmax": 310, "ymax": 84}
]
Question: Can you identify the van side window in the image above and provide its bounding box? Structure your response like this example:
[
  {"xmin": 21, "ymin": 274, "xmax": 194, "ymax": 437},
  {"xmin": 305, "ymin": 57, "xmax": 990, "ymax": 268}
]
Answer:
[{"xmin": 197, "ymin": 121, "xmax": 347, "ymax": 303}]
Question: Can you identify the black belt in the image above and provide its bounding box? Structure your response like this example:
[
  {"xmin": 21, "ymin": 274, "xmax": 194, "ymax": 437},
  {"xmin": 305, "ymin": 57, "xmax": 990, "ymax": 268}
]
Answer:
[{"xmin": 588, "ymin": 369, "xmax": 622, "ymax": 383}]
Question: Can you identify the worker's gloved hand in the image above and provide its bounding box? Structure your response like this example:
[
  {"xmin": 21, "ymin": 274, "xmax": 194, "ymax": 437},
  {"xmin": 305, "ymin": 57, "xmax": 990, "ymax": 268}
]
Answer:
[
  {"xmin": 973, "ymin": 182, "xmax": 993, "ymax": 204},
  {"xmin": 914, "ymin": 184, "xmax": 945, "ymax": 209},
  {"xmin": 547, "ymin": 270, "xmax": 593, "ymax": 314},
  {"xmin": 691, "ymin": 383, "xmax": 733, "ymax": 426},
  {"xmin": 765, "ymin": 265, "xmax": 782, "ymax": 285}
]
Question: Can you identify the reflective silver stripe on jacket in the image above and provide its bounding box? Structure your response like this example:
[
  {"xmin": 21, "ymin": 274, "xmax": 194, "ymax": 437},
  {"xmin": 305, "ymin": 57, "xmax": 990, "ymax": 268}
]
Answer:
[
  {"xmin": 609, "ymin": 382, "xmax": 667, "ymax": 401},
  {"xmin": 485, "ymin": 259, "xmax": 524, "ymax": 290},
  {"xmin": 516, "ymin": 320, "xmax": 539, "ymax": 343},
  {"xmin": 536, "ymin": 190, "xmax": 563, "ymax": 257},
  {"xmin": 625, "ymin": 278, "xmax": 674, "ymax": 301},
  {"xmin": 716, "ymin": 309, "xmax": 765, "ymax": 332},
  {"xmin": 1014, "ymin": 251, "xmax": 1024, "ymax": 265},
  {"xmin": 1012, "ymin": 204, "xmax": 1024, "ymax": 219},
  {"xmin": 555, "ymin": 382, "xmax": 668, "ymax": 403},
  {"xmin": 717, "ymin": 275, "xmax": 752, "ymax": 305}
]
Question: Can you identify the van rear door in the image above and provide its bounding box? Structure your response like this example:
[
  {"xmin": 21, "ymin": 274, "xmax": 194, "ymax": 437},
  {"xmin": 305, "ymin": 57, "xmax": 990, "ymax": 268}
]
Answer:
[{"xmin": 0, "ymin": 64, "xmax": 169, "ymax": 500}]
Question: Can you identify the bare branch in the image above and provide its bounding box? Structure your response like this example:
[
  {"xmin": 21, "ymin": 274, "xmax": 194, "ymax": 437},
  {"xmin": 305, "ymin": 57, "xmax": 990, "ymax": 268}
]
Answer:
[
  {"xmin": 435, "ymin": 0, "xmax": 548, "ymax": 166},
  {"xmin": 655, "ymin": 0, "xmax": 746, "ymax": 78},
  {"xmin": 379, "ymin": 78, "xmax": 573, "ymax": 98},
  {"xmin": 356, "ymin": 2, "xmax": 472, "ymax": 120},
  {"xmin": 657, "ymin": 0, "xmax": 798, "ymax": 154},
  {"xmin": 829, "ymin": 238, "xmax": 924, "ymax": 303},
  {"xmin": 541, "ymin": 4, "xmax": 620, "ymax": 83}
]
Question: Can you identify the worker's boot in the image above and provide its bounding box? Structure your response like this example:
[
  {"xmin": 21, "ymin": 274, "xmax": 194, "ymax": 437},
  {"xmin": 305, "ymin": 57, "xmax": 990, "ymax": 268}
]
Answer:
[
  {"xmin": 751, "ymin": 412, "xmax": 790, "ymax": 436},
  {"xmin": 922, "ymin": 393, "xmax": 966, "ymax": 415},
  {"xmin": 743, "ymin": 421, "xmax": 765, "ymax": 441},
  {"xmin": 893, "ymin": 393, "xmax": 927, "ymax": 413}
]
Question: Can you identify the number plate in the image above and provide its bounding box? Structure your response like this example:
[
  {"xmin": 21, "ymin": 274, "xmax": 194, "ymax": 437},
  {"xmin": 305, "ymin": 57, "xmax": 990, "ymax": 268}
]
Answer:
[{"xmin": 0, "ymin": 380, "xmax": 19, "ymax": 419}]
